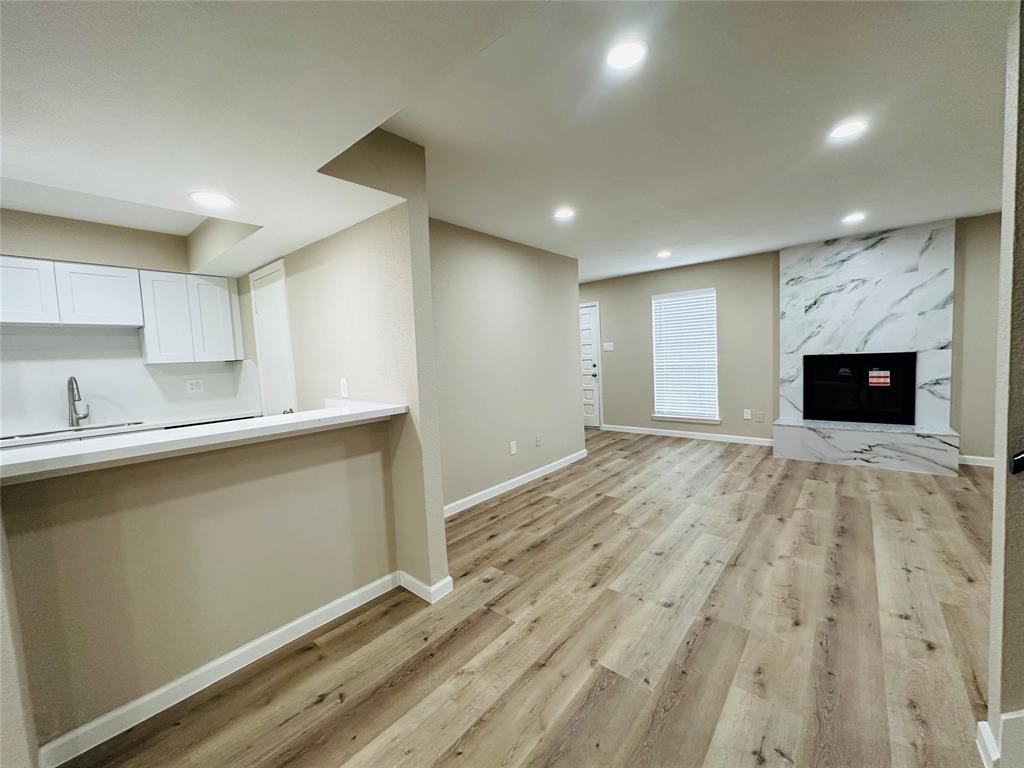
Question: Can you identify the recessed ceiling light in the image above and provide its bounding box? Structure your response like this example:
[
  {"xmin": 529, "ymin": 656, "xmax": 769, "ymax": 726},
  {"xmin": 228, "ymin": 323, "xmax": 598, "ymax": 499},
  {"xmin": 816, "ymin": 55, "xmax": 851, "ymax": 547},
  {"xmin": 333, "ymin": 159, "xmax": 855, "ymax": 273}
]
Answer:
[
  {"xmin": 606, "ymin": 40, "xmax": 647, "ymax": 70},
  {"xmin": 657, "ymin": 250, "xmax": 671, "ymax": 259},
  {"xmin": 828, "ymin": 117, "xmax": 869, "ymax": 143},
  {"xmin": 553, "ymin": 206, "xmax": 575, "ymax": 221},
  {"xmin": 842, "ymin": 211, "xmax": 866, "ymax": 225},
  {"xmin": 189, "ymin": 190, "xmax": 235, "ymax": 209}
]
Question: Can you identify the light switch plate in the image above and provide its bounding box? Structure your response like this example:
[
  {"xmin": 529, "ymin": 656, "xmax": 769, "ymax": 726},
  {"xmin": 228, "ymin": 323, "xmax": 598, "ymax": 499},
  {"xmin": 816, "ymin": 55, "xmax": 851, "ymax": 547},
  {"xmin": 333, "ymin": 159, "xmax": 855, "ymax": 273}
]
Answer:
[
  {"xmin": 339, "ymin": 377, "xmax": 350, "ymax": 398},
  {"xmin": 743, "ymin": 409, "xmax": 752, "ymax": 420},
  {"xmin": 755, "ymin": 411, "xmax": 765, "ymax": 423},
  {"xmin": 510, "ymin": 440, "xmax": 518, "ymax": 456},
  {"xmin": 535, "ymin": 434, "xmax": 542, "ymax": 447},
  {"xmin": 602, "ymin": 342, "xmax": 615, "ymax": 351}
]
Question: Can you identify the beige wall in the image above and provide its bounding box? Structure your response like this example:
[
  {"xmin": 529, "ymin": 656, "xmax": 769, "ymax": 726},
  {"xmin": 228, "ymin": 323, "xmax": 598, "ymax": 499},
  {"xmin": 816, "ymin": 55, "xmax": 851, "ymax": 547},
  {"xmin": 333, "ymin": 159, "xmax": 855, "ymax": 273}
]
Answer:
[
  {"xmin": 285, "ymin": 205, "xmax": 415, "ymax": 410},
  {"xmin": 0, "ymin": 209, "xmax": 188, "ymax": 272},
  {"xmin": 429, "ymin": 220, "xmax": 584, "ymax": 505},
  {"xmin": 1, "ymin": 525, "xmax": 37, "ymax": 768},
  {"xmin": 989, "ymin": 3, "xmax": 1023, "ymax": 741},
  {"xmin": 186, "ymin": 217, "xmax": 260, "ymax": 274},
  {"xmin": 1, "ymin": 425, "xmax": 396, "ymax": 742},
  {"xmin": 952, "ymin": 213, "xmax": 1002, "ymax": 459},
  {"xmin": 316, "ymin": 129, "xmax": 449, "ymax": 586},
  {"xmin": 579, "ymin": 252, "xmax": 779, "ymax": 440},
  {"xmin": 582, "ymin": 215, "xmax": 1000, "ymax": 454}
]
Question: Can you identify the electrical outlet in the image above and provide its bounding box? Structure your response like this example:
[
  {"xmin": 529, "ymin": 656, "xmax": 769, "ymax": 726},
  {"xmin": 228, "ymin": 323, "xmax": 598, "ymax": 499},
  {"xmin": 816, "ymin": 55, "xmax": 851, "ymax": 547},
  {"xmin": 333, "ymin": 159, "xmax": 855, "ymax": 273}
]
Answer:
[
  {"xmin": 339, "ymin": 377, "xmax": 350, "ymax": 398},
  {"xmin": 535, "ymin": 434, "xmax": 542, "ymax": 447},
  {"xmin": 743, "ymin": 409, "xmax": 752, "ymax": 420},
  {"xmin": 510, "ymin": 440, "xmax": 518, "ymax": 456},
  {"xmin": 755, "ymin": 411, "xmax": 765, "ymax": 423},
  {"xmin": 185, "ymin": 379, "xmax": 204, "ymax": 394}
]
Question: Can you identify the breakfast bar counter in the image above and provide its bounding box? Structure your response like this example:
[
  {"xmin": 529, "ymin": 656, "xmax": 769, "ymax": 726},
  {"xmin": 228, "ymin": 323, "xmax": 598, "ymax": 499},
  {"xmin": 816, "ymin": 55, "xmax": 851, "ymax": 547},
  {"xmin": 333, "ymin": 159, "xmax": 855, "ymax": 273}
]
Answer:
[{"xmin": 0, "ymin": 401, "xmax": 408, "ymax": 485}]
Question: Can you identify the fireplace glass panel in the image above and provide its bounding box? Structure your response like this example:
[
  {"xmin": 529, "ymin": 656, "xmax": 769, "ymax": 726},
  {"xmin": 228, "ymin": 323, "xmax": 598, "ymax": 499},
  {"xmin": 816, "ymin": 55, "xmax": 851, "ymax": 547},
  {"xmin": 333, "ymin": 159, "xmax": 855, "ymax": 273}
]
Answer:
[{"xmin": 803, "ymin": 352, "xmax": 916, "ymax": 425}]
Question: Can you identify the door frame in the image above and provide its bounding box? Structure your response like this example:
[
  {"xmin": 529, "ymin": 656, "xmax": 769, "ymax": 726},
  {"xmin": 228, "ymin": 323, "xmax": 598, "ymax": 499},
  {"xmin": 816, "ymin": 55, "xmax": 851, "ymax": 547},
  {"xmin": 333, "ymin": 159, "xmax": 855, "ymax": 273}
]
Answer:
[
  {"xmin": 579, "ymin": 300, "xmax": 604, "ymax": 428},
  {"xmin": 250, "ymin": 259, "xmax": 297, "ymax": 415}
]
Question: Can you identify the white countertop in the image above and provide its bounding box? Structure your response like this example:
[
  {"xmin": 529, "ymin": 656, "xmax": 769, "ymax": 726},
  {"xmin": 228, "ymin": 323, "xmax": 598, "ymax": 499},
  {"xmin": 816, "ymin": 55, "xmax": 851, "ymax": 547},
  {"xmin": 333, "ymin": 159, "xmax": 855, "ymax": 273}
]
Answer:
[{"xmin": 0, "ymin": 401, "xmax": 408, "ymax": 485}]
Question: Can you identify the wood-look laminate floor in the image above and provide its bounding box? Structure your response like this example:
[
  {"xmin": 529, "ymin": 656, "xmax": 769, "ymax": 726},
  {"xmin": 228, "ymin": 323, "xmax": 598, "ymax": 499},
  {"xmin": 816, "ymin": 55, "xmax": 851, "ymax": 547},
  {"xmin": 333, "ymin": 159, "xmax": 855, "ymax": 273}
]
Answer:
[{"xmin": 84, "ymin": 430, "xmax": 992, "ymax": 768}]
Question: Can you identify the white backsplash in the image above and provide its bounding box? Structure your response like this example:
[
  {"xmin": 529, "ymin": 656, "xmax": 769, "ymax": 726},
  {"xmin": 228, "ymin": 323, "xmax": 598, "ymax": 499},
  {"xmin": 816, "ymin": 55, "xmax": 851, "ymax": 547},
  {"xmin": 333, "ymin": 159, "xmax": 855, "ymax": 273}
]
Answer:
[{"xmin": 1, "ymin": 326, "xmax": 261, "ymax": 436}]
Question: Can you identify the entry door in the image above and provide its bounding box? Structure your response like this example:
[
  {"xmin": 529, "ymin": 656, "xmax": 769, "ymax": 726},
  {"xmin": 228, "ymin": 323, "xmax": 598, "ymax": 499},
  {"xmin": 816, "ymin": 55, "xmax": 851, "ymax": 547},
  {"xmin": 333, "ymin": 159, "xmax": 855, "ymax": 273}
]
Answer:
[
  {"xmin": 250, "ymin": 260, "xmax": 297, "ymax": 415},
  {"xmin": 579, "ymin": 303, "xmax": 602, "ymax": 427}
]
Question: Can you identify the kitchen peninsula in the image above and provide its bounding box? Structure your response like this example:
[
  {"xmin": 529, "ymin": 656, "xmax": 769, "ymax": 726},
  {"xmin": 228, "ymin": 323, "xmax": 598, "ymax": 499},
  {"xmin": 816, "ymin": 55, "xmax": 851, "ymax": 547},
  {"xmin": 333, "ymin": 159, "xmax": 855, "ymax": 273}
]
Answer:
[{"xmin": 1, "ymin": 401, "xmax": 408, "ymax": 484}]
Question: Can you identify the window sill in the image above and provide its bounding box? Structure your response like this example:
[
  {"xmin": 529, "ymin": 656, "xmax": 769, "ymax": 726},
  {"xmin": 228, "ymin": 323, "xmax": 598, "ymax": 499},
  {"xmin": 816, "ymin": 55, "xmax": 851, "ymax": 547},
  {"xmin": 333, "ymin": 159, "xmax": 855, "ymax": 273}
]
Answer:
[{"xmin": 652, "ymin": 415, "xmax": 721, "ymax": 425}]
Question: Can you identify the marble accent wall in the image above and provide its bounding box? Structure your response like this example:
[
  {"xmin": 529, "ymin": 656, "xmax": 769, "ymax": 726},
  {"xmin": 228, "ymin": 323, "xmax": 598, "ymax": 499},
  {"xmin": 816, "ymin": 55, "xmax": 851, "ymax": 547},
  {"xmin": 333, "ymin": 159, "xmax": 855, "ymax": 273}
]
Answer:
[{"xmin": 779, "ymin": 219, "xmax": 955, "ymax": 429}]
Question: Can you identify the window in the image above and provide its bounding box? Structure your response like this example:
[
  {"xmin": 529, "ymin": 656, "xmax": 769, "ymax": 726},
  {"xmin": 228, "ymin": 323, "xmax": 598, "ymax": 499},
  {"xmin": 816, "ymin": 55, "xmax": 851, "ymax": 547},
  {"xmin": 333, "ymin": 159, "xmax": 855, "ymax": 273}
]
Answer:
[{"xmin": 652, "ymin": 287, "xmax": 719, "ymax": 421}]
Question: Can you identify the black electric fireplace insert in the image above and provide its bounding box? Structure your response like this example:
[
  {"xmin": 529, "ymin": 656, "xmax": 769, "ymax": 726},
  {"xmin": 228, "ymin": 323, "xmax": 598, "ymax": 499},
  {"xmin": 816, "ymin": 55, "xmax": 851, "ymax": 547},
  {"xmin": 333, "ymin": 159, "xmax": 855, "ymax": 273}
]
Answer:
[{"xmin": 803, "ymin": 352, "xmax": 916, "ymax": 425}]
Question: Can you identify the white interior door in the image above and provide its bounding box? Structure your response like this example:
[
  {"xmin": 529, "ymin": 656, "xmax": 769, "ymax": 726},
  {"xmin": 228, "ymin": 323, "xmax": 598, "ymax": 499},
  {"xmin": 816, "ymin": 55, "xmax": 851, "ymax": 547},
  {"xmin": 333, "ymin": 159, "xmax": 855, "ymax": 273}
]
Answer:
[
  {"xmin": 250, "ymin": 260, "xmax": 297, "ymax": 415},
  {"xmin": 579, "ymin": 302, "xmax": 602, "ymax": 427}
]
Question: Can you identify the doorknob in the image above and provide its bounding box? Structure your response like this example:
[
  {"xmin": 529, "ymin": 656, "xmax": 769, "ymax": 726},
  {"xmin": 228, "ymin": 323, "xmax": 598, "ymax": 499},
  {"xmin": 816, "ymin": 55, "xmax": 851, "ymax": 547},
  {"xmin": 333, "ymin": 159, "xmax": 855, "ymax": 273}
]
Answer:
[
  {"xmin": 592, "ymin": 363, "xmax": 597, "ymax": 368},
  {"xmin": 1012, "ymin": 450, "xmax": 1024, "ymax": 475},
  {"xmin": 591, "ymin": 373, "xmax": 598, "ymax": 379}
]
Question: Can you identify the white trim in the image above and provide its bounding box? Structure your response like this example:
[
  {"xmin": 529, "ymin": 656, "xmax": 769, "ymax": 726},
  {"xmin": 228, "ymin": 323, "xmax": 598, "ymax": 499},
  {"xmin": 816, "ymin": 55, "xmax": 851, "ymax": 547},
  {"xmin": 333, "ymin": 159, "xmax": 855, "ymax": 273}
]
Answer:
[
  {"xmin": 443, "ymin": 449, "xmax": 589, "ymax": 519},
  {"xmin": 651, "ymin": 414, "xmax": 722, "ymax": 425},
  {"xmin": 960, "ymin": 455, "xmax": 996, "ymax": 468},
  {"xmin": 977, "ymin": 711, "xmax": 1024, "ymax": 768},
  {"xmin": 978, "ymin": 720, "xmax": 1000, "ymax": 768},
  {"xmin": 397, "ymin": 571, "xmax": 454, "ymax": 604},
  {"xmin": 601, "ymin": 423, "xmax": 772, "ymax": 447},
  {"xmin": 37, "ymin": 569, "xmax": 452, "ymax": 768}
]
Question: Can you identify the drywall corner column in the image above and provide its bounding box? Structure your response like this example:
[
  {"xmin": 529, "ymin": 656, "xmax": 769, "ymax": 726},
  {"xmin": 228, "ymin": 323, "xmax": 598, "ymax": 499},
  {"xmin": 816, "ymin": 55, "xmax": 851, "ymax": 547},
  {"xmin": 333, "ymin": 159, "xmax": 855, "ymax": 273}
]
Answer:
[
  {"xmin": 988, "ymin": 4, "xmax": 1024, "ymax": 766},
  {"xmin": 0, "ymin": 522, "xmax": 38, "ymax": 768},
  {"xmin": 318, "ymin": 129, "xmax": 449, "ymax": 587}
]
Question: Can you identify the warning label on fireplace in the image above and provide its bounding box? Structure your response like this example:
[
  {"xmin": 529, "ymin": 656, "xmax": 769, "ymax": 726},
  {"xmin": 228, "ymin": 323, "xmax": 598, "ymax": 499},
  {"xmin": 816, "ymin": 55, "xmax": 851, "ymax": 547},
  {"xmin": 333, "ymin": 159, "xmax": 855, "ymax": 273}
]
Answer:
[{"xmin": 868, "ymin": 370, "xmax": 891, "ymax": 387}]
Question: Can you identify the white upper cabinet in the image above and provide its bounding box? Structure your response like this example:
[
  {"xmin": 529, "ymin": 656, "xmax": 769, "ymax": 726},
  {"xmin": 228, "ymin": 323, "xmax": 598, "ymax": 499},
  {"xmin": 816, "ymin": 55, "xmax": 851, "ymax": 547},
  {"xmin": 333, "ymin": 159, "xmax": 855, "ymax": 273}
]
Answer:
[
  {"xmin": 187, "ymin": 275, "xmax": 239, "ymax": 362},
  {"xmin": 0, "ymin": 256, "xmax": 60, "ymax": 324},
  {"xmin": 139, "ymin": 270, "xmax": 195, "ymax": 363},
  {"xmin": 54, "ymin": 261, "xmax": 143, "ymax": 326},
  {"xmin": 3, "ymin": 255, "xmax": 242, "ymax": 362}
]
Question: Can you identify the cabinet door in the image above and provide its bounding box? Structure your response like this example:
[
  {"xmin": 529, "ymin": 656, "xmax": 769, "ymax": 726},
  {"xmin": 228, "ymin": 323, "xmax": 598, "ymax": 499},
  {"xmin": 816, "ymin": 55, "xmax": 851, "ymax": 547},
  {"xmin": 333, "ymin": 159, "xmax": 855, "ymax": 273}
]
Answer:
[
  {"xmin": 187, "ymin": 275, "xmax": 237, "ymax": 361},
  {"xmin": 54, "ymin": 261, "xmax": 143, "ymax": 326},
  {"xmin": 139, "ymin": 270, "xmax": 195, "ymax": 363},
  {"xmin": 0, "ymin": 256, "xmax": 60, "ymax": 324}
]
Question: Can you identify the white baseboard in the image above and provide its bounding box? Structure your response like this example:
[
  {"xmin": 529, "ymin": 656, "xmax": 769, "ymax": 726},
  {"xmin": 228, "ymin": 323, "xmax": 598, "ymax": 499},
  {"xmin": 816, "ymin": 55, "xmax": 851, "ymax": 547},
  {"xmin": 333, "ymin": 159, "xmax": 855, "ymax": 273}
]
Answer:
[
  {"xmin": 397, "ymin": 571, "xmax": 453, "ymax": 603},
  {"xmin": 978, "ymin": 720, "xmax": 1000, "ymax": 768},
  {"xmin": 961, "ymin": 455, "xmax": 996, "ymax": 468},
  {"xmin": 38, "ymin": 569, "xmax": 452, "ymax": 768},
  {"xmin": 443, "ymin": 448, "xmax": 588, "ymax": 519},
  {"xmin": 977, "ymin": 711, "xmax": 1024, "ymax": 768},
  {"xmin": 601, "ymin": 423, "xmax": 773, "ymax": 447}
]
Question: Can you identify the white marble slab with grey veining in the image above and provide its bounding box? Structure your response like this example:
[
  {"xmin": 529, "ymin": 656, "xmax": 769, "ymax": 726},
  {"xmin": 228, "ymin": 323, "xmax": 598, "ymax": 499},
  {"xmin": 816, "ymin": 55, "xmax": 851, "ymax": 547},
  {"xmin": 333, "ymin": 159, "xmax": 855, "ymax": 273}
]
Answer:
[
  {"xmin": 773, "ymin": 422, "xmax": 959, "ymax": 476},
  {"xmin": 774, "ymin": 416, "xmax": 958, "ymax": 436},
  {"xmin": 779, "ymin": 220, "xmax": 954, "ymax": 424},
  {"xmin": 774, "ymin": 219, "xmax": 958, "ymax": 474}
]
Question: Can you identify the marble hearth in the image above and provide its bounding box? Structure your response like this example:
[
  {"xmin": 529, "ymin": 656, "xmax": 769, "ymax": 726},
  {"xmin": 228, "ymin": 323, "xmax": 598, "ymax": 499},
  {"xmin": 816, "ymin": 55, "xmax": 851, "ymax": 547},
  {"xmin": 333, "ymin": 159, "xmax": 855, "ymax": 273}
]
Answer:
[
  {"xmin": 773, "ymin": 219, "xmax": 959, "ymax": 475},
  {"xmin": 774, "ymin": 417, "xmax": 959, "ymax": 476}
]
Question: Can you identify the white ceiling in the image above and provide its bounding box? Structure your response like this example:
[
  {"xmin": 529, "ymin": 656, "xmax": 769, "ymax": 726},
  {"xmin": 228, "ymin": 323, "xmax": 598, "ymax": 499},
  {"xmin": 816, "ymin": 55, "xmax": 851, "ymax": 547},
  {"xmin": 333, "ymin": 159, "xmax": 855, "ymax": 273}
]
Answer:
[
  {"xmin": 386, "ymin": 1, "xmax": 1011, "ymax": 282},
  {"xmin": 1, "ymin": 1, "xmax": 540, "ymax": 275},
  {"xmin": 1, "ymin": 179, "xmax": 205, "ymax": 236}
]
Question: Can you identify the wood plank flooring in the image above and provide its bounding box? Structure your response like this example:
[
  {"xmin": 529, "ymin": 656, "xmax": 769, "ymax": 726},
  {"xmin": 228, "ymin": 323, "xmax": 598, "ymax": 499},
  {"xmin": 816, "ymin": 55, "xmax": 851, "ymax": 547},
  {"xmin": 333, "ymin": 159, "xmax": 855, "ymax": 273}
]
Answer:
[{"xmin": 78, "ymin": 430, "xmax": 992, "ymax": 768}]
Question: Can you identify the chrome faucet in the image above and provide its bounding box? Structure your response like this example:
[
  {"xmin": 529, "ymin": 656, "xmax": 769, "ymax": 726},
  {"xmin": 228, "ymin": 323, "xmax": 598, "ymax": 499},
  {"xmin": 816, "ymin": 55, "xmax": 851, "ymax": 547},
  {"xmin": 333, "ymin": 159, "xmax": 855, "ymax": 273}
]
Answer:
[{"xmin": 67, "ymin": 376, "xmax": 90, "ymax": 427}]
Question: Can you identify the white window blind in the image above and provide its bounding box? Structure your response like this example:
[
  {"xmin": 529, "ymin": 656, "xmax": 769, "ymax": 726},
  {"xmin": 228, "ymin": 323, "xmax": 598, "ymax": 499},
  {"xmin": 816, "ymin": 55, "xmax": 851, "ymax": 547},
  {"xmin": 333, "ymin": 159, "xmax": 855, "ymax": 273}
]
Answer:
[{"xmin": 652, "ymin": 287, "xmax": 719, "ymax": 421}]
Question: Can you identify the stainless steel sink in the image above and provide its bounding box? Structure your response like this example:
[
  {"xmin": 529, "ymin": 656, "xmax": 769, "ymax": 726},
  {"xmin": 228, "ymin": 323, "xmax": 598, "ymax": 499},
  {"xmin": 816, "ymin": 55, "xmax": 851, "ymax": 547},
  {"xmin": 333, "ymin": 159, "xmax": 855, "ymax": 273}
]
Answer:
[{"xmin": 1, "ymin": 422, "xmax": 144, "ymax": 442}]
